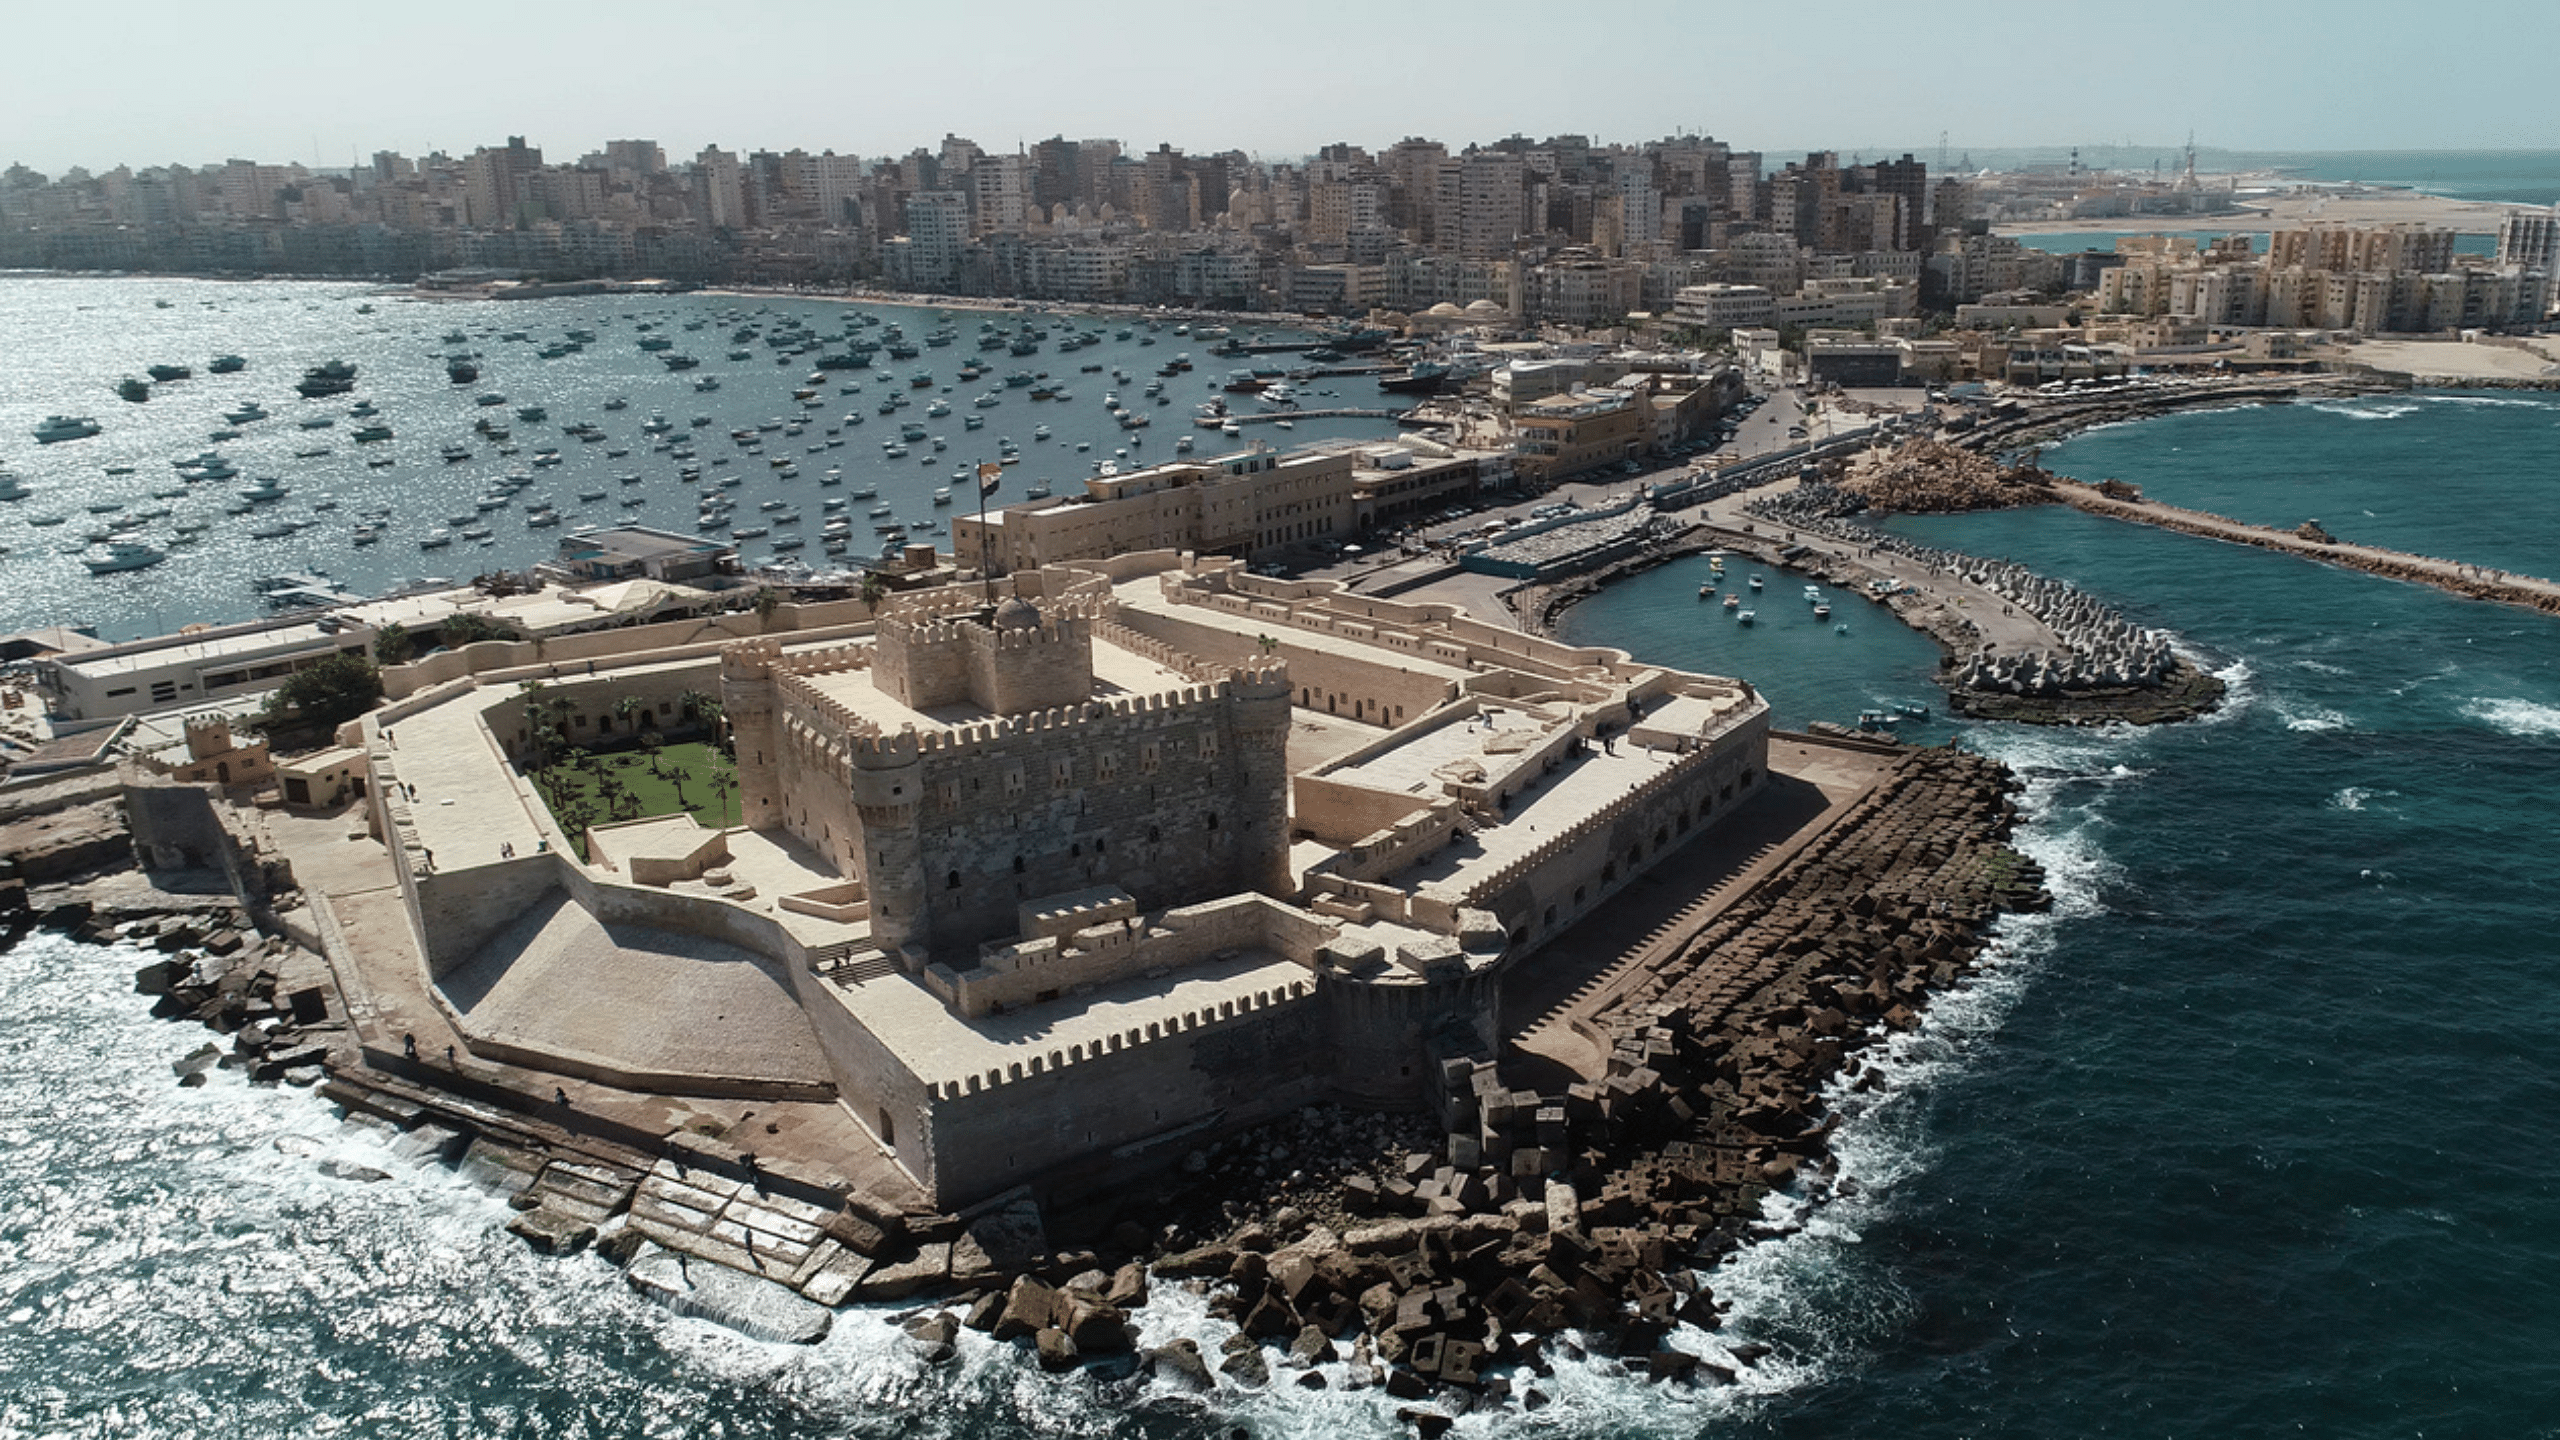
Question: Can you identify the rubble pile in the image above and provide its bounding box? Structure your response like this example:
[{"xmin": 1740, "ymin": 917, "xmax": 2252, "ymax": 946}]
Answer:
[{"xmin": 1839, "ymin": 439, "xmax": 2054, "ymax": 514}]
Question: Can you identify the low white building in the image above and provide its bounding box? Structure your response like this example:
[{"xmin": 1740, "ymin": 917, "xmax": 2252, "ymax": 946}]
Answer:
[{"xmin": 37, "ymin": 615, "xmax": 375, "ymax": 723}]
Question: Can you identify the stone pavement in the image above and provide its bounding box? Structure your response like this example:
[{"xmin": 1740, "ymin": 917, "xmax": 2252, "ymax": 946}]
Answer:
[
  {"xmin": 1498, "ymin": 734, "xmax": 1899, "ymax": 1084},
  {"xmin": 437, "ymin": 889, "xmax": 832, "ymax": 1092},
  {"xmin": 260, "ymin": 802, "xmax": 923, "ymax": 1211}
]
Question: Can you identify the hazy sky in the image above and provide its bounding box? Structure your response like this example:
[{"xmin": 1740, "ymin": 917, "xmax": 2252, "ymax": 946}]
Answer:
[{"xmin": 10, "ymin": 0, "xmax": 2558, "ymax": 175}]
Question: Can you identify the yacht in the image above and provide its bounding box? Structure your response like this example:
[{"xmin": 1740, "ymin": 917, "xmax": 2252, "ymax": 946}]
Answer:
[
  {"xmin": 208, "ymin": 354, "xmax": 248, "ymax": 374},
  {"xmin": 82, "ymin": 538, "xmax": 168, "ymax": 573},
  {"xmin": 237, "ymin": 476, "xmax": 291, "ymax": 503},
  {"xmin": 33, "ymin": 415, "xmax": 102, "ymax": 444},
  {"xmin": 0, "ymin": 473, "xmax": 30, "ymax": 501}
]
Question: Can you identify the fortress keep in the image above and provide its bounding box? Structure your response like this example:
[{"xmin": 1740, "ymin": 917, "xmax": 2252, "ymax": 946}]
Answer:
[{"xmin": 365, "ymin": 552, "xmax": 1768, "ymax": 1206}]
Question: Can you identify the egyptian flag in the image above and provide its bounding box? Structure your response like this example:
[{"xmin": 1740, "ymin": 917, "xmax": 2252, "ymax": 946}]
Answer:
[{"xmin": 978, "ymin": 461, "xmax": 1003, "ymax": 497}]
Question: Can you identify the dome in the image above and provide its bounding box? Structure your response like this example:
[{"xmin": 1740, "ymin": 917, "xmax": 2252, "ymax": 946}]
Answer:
[
  {"xmin": 1427, "ymin": 302, "xmax": 1464, "ymax": 317},
  {"xmin": 991, "ymin": 596, "xmax": 1044, "ymax": 631},
  {"xmin": 1464, "ymin": 299, "xmax": 1506, "ymax": 316}
]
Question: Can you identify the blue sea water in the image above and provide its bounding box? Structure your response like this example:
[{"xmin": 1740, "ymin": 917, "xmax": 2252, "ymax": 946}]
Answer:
[
  {"xmin": 1931, "ymin": 148, "xmax": 2560, "ymax": 209},
  {"xmin": 9, "ymin": 344, "xmax": 2560, "ymax": 1431}
]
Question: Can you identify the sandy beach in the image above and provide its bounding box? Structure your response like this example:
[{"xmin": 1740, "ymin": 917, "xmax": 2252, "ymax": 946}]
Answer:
[
  {"xmin": 2322, "ymin": 334, "xmax": 2560, "ymax": 383},
  {"xmin": 1996, "ymin": 185, "xmax": 2531, "ymax": 238}
]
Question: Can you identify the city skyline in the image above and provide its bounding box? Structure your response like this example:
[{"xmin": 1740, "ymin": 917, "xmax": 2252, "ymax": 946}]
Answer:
[{"xmin": 11, "ymin": 0, "xmax": 2560, "ymax": 176}]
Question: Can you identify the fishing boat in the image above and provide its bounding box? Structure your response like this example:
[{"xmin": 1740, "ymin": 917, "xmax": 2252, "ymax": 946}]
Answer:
[
  {"xmin": 1723, "ymin": 594, "xmax": 1741, "ymax": 611},
  {"xmin": 294, "ymin": 360, "xmax": 358, "ymax": 397},
  {"xmin": 208, "ymin": 354, "xmax": 248, "ymax": 374},
  {"xmin": 117, "ymin": 378, "xmax": 151, "ymax": 403},
  {"xmin": 1735, "ymin": 610, "xmax": 1755, "ymax": 626}
]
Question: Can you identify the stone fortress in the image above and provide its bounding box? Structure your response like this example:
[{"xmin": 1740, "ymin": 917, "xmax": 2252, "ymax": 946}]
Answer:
[{"xmin": 362, "ymin": 550, "xmax": 1768, "ymax": 1207}]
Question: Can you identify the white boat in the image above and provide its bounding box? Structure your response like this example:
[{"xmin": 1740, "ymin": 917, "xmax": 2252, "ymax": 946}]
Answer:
[
  {"xmin": 82, "ymin": 538, "xmax": 167, "ymax": 573},
  {"xmin": 237, "ymin": 476, "xmax": 290, "ymax": 503},
  {"xmin": 34, "ymin": 415, "xmax": 102, "ymax": 444},
  {"xmin": 1735, "ymin": 610, "xmax": 1755, "ymax": 625}
]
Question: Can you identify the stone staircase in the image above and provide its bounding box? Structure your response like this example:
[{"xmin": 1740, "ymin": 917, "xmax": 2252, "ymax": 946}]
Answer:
[
  {"xmin": 627, "ymin": 1158, "xmax": 873, "ymax": 1303},
  {"xmin": 810, "ymin": 940, "xmax": 899, "ymax": 986}
]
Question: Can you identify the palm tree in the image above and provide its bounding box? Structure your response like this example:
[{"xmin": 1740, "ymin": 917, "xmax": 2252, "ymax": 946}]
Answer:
[
  {"xmin": 708, "ymin": 758, "xmax": 736, "ymax": 830},
  {"xmin": 858, "ymin": 570, "xmax": 888, "ymax": 612},
  {"xmin": 614, "ymin": 694, "xmax": 649, "ymax": 738}
]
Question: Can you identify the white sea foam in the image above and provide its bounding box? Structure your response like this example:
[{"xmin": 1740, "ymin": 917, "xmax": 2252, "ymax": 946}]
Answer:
[
  {"xmin": 2294, "ymin": 658, "xmax": 2351, "ymax": 677},
  {"xmin": 2419, "ymin": 393, "xmax": 2557, "ymax": 410},
  {"xmin": 2330, "ymin": 786, "xmax": 2383, "ymax": 812},
  {"xmin": 2275, "ymin": 700, "xmax": 2354, "ymax": 733},
  {"xmin": 2310, "ymin": 400, "xmax": 2421, "ymax": 421},
  {"xmin": 2460, "ymin": 695, "xmax": 2560, "ymax": 738}
]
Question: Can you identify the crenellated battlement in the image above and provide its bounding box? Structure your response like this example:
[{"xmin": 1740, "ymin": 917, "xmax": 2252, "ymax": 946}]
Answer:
[
  {"xmin": 720, "ymin": 636, "xmax": 784, "ymax": 681},
  {"xmin": 916, "ymin": 977, "xmax": 1315, "ymax": 1102},
  {"xmin": 825, "ymin": 674, "xmax": 1277, "ymax": 764}
]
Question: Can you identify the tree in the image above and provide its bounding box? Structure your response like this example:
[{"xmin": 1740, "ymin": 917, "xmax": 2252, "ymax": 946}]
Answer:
[
  {"xmin": 263, "ymin": 652, "xmax": 382, "ymax": 730},
  {"xmin": 678, "ymin": 687, "xmax": 724, "ymax": 743},
  {"xmin": 752, "ymin": 586, "xmax": 783, "ymax": 625},
  {"xmin": 373, "ymin": 622, "xmax": 416, "ymax": 667},
  {"xmin": 441, "ymin": 612, "xmax": 523, "ymax": 649},
  {"xmin": 858, "ymin": 570, "xmax": 888, "ymax": 612},
  {"xmin": 614, "ymin": 694, "xmax": 650, "ymax": 735},
  {"xmin": 708, "ymin": 758, "xmax": 736, "ymax": 829}
]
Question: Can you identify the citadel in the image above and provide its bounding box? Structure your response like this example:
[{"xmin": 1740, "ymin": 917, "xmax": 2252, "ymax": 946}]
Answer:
[{"xmin": 365, "ymin": 551, "xmax": 1769, "ymax": 1206}]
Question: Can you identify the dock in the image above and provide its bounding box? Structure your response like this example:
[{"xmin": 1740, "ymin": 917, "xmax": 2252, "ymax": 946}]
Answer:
[{"xmin": 1193, "ymin": 407, "xmax": 1408, "ymax": 428}]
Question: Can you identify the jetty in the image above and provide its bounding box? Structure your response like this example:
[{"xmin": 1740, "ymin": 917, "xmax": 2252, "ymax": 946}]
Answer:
[{"xmin": 2051, "ymin": 482, "xmax": 2560, "ymax": 616}]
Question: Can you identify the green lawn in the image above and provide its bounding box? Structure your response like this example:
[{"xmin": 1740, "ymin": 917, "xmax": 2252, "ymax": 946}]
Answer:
[{"xmin": 531, "ymin": 740, "xmax": 739, "ymax": 833}]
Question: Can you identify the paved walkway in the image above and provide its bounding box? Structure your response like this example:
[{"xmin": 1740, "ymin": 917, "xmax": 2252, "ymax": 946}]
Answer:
[
  {"xmin": 261, "ymin": 803, "xmax": 923, "ymax": 1208},
  {"xmin": 1499, "ymin": 735, "xmax": 1899, "ymax": 1084}
]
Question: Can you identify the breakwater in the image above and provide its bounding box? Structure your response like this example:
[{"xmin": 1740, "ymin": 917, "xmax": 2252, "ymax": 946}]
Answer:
[
  {"xmin": 2050, "ymin": 481, "xmax": 2560, "ymax": 616},
  {"xmin": 1052, "ymin": 744, "xmax": 2046, "ymax": 1415},
  {"xmin": 1746, "ymin": 483, "xmax": 2224, "ymax": 725}
]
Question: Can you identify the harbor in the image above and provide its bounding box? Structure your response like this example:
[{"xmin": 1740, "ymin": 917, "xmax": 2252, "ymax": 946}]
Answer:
[{"xmin": 0, "ymin": 277, "xmax": 1417, "ymax": 642}]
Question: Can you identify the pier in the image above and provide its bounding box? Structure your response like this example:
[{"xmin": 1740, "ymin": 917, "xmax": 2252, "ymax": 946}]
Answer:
[
  {"xmin": 1193, "ymin": 407, "xmax": 1406, "ymax": 428},
  {"xmin": 2052, "ymin": 482, "xmax": 2560, "ymax": 615}
]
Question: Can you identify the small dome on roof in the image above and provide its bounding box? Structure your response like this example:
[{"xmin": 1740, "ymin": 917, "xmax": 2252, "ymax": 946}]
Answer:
[
  {"xmin": 1464, "ymin": 298, "xmax": 1506, "ymax": 316},
  {"xmin": 1427, "ymin": 302, "xmax": 1464, "ymax": 316},
  {"xmin": 991, "ymin": 595, "xmax": 1044, "ymax": 631}
]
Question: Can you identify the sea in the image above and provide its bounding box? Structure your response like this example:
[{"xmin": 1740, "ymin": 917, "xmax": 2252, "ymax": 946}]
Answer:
[
  {"xmin": 1926, "ymin": 147, "xmax": 2560, "ymax": 210},
  {"xmin": 9, "ymin": 291, "xmax": 2560, "ymax": 1435},
  {"xmin": 0, "ymin": 275, "xmax": 1403, "ymax": 643}
]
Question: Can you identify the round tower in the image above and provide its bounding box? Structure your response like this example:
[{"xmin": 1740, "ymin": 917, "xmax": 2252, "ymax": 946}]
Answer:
[
  {"xmin": 849, "ymin": 727, "xmax": 929, "ymax": 959},
  {"xmin": 720, "ymin": 639, "xmax": 786, "ymax": 830}
]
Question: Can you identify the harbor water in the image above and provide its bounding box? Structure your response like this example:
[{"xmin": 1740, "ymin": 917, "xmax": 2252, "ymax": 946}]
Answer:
[
  {"xmin": 0, "ymin": 275, "xmax": 1405, "ymax": 642},
  {"xmin": 6, "ymin": 286, "xmax": 2560, "ymax": 1433}
]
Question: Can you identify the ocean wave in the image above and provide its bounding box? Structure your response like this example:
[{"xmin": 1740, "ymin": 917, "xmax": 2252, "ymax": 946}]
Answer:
[
  {"xmin": 2275, "ymin": 700, "xmax": 2354, "ymax": 733},
  {"xmin": 2418, "ymin": 393, "xmax": 2558, "ymax": 410},
  {"xmin": 2293, "ymin": 658, "xmax": 2351, "ymax": 677},
  {"xmin": 2328, "ymin": 786, "xmax": 2395, "ymax": 812},
  {"xmin": 2460, "ymin": 696, "xmax": 2560, "ymax": 738},
  {"xmin": 2309, "ymin": 401, "xmax": 2421, "ymax": 421}
]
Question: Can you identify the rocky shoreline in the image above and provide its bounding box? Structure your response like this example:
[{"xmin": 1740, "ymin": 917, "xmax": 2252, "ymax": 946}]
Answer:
[{"xmin": 9, "ymin": 726, "xmax": 2042, "ymax": 1427}]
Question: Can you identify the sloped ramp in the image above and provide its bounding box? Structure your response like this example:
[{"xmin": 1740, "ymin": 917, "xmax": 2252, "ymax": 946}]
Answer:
[{"xmin": 436, "ymin": 888, "xmax": 833, "ymax": 1096}]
